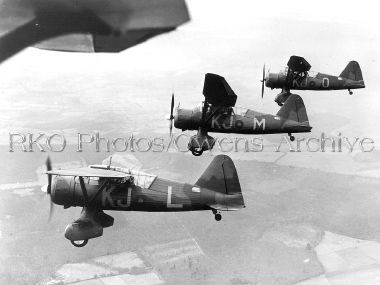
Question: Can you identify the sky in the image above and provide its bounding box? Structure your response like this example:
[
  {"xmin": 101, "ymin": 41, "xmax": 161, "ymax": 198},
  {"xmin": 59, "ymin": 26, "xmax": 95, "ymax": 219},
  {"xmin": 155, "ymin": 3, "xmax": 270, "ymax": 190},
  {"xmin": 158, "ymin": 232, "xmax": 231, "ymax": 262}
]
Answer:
[{"xmin": 0, "ymin": 0, "xmax": 379, "ymax": 143}]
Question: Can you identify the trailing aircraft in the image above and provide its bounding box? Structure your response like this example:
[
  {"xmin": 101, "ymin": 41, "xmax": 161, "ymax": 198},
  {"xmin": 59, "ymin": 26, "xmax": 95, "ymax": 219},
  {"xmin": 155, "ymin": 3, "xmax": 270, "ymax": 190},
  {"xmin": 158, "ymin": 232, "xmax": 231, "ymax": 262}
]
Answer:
[
  {"xmin": 261, "ymin": 55, "xmax": 365, "ymax": 105},
  {"xmin": 44, "ymin": 155, "xmax": 245, "ymax": 247},
  {"xmin": 168, "ymin": 73, "xmax": 312, "ymax": 156}
]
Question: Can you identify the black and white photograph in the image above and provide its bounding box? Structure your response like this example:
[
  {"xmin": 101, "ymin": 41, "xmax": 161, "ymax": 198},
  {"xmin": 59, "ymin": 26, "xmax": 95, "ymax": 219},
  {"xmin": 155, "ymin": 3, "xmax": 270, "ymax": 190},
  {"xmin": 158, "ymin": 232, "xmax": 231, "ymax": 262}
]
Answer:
[{"xmin": 0, "ymin": 0, "xmax": 379, "ymax": 284}]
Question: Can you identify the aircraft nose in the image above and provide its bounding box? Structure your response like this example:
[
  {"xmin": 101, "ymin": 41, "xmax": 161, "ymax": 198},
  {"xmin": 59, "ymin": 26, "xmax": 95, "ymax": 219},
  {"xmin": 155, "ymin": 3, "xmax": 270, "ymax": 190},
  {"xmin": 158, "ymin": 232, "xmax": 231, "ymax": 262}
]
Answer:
[
  {"xmin": 51, "ymin": 176, "xmax": 74, "ymax": 206},
  {"xmin": 174, "ymin": 109, "xmax": 201, "ymax": 131},
  {"xmin": 174, "ymin": 108, "xmax": 188, "ymax": 129},
  {"xmin": 265, "ymin": 74, "xmax": 272, "ymax": 87}
]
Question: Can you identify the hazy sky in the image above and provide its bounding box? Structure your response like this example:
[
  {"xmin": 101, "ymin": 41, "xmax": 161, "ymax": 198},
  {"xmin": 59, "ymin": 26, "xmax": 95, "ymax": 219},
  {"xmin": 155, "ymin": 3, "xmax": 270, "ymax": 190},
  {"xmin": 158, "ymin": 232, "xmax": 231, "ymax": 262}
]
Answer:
[{"xmin": 0, "ymin": 0, "xmax": 379, "ymax": 143}]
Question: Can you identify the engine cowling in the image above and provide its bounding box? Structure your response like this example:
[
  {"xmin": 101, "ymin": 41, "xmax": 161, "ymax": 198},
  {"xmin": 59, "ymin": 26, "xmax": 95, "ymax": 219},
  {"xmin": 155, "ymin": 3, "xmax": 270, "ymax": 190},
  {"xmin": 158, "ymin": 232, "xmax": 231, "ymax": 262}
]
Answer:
[
  {"xmin": 51, "ymin": 176, "xmax": 99, "ymax": 207},
  {"xmin": 266, "ymin": 73, "xmax": 287, "ymax": 89},
  {"xmin": 174, "ymin": 108, "xmax": 202, "ymax": 131}
]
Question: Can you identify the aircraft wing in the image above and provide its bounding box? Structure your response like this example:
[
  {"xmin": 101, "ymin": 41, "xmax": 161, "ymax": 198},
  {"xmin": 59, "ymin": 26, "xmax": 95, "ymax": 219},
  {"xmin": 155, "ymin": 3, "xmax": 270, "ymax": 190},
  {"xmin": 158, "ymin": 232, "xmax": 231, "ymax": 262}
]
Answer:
[
  {"xmin": 203, "ymin": 73, "xmax": 237, "ymax": 107},
  {"xmin": 0, "ymin": 0, "xmax": 190, "ymax": 62},
  {"xmin": 287, "ymin": 55, "xmax": 311, "ymax": 72},
  {"xmin": 46, "ymin": 167, "xmax": 128, "ymax": 178}
]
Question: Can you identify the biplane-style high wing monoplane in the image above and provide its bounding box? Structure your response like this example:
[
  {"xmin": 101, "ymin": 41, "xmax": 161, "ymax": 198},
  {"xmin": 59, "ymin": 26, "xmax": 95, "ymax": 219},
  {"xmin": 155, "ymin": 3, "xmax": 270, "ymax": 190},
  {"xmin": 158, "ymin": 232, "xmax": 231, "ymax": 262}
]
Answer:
[
  {"xmin": 44, "ymin": 155, "xmax": 245, "ymax": 247},
  {"xmin": 168, "ymin": 73, "xmax": 312, "ymax": 156},
  {"xmin": 261, "ymin": 55, "xmax": 365, "ymax": 105},
  {"xmin": 0, "ymin": 0, "xmax": 190, "ymax": 63}
]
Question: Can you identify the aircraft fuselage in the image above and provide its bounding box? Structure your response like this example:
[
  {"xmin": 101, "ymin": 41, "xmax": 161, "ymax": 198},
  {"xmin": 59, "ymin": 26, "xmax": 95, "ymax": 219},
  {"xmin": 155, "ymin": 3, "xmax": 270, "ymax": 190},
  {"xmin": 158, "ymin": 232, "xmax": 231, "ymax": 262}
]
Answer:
[
  {"xmin": 51, "ymin": 175, "xmax": 243, "ymax": 212},
  {"xmin": 174, "ymin": 107, "xmax": 311, "ymax": 135},
  {"xmin": 266, "ymin": 72, "xmax": 365, "ymax": 91}
]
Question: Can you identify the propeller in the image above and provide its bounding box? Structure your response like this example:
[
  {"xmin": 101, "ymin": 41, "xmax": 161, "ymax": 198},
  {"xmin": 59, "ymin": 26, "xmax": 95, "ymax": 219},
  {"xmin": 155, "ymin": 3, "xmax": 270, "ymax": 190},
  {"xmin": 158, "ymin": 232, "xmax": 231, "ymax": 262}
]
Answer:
[
  {"xmin": 45, "ymin": 156, "xmax": 54, "ymax": 221},
  {"xmin": 46, "ymin": 156, "xmax": 52, "ymax": 194},
  {"xmin": 167, "ymin": 93, "xmax": 175, "ymax": 136},
  {"xmin": 260, "ymin": 64, "xmax": 266, "ymax": 98}
]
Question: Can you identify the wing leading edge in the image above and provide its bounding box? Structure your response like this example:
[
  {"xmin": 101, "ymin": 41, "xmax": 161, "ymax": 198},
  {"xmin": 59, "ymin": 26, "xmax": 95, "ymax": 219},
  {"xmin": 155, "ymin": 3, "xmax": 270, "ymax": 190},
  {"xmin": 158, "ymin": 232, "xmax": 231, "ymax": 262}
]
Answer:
[
  {"xmin": 46, "ymin": 167, "xmax": 128, "ymax": 178},
  {"xmin": 0, "ymin": 0, "xmax": 190, "ymax": 62}
]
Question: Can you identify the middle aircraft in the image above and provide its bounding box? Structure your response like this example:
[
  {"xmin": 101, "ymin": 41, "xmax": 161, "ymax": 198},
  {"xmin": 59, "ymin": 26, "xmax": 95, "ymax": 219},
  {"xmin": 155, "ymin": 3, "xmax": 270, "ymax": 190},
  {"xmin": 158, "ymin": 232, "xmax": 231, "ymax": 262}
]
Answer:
[{"xmin": 169, "ymin": 73, "xmax": 312, "ymax": 156}]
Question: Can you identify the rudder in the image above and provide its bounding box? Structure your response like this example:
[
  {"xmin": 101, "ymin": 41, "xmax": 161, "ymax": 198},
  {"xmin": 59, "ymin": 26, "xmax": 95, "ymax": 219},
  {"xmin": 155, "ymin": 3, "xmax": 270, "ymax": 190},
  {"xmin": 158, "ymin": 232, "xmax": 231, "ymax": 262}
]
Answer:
[
  {"xmin": 195, "ymin": 155, "xmax": 241, "ymax": 195},
  {"xmin": 276, "ymin": 94, "xmax": 309, "ymax": 124},
  {"xmin": 339, "ymin": 61, "xmax": 363, "ymax": 81}
]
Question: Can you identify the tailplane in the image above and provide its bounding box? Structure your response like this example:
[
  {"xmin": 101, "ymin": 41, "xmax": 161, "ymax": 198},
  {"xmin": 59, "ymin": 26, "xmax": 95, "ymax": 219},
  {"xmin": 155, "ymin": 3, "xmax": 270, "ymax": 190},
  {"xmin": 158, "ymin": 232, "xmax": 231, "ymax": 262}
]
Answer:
[
  {"xmin": 339, "ymin": 61, "xmax": 363, "ymax": 81},
  {"xmin": 276, "ymin": 94, "xmax": 309, "ymax": 124}
]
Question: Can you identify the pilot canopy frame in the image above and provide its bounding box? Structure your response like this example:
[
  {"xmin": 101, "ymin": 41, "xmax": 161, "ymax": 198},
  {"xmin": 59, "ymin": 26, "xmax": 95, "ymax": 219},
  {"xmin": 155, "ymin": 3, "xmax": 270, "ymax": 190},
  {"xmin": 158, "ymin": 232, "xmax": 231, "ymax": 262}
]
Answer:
[{"xmin": 88, "ymin": 165, "xmax": 157, "ymax": 189}]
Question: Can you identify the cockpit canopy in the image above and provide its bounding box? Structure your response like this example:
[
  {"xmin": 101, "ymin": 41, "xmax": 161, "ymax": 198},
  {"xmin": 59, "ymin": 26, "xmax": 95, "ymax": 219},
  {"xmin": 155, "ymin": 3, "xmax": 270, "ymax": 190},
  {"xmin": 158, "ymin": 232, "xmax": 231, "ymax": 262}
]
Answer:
[{"xmin": 89, "ymin": 165, "xmax": 156, "ymax": 188}]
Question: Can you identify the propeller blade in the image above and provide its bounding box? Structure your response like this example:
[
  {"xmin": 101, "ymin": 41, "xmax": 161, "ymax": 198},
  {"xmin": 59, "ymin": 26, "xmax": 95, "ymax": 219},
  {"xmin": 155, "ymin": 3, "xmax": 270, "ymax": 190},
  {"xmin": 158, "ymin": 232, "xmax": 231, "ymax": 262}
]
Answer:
[
  {"xmin": 78, "ymin": 176, "xmax": 89, "ymax": 205},
  {"xmin": 46, "ymin": 156, "xmax": 52, "ymax": 194},
  {"xmin": 261, "ymin": 64, "xmax": 265, "ymax": 99},
  {"xmin": 48, "ymin": 197, "xmax": 54, "ymax": 222},
  {"xmin": 45, "ymin": 156, "xmax": 54, "ymax": 221},
  {"xmin": 170, "ymin": 93, "xmax": 174, "ymax": 119},
  {"xmin": 169, "ymin": 93, "xmax": 175, "ymax": 136}
]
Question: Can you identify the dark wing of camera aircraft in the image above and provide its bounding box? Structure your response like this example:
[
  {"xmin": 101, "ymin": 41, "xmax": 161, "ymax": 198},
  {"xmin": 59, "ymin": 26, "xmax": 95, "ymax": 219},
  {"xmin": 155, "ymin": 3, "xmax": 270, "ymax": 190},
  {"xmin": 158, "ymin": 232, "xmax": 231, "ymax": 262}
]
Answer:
[
  {"xmin": 261, "ymin": 55, "xmax": 365, "ymax": 105},
  {"xmin": 169, "ymin": 73, "xmax": 312, "ymax": 156},
  {"xmin": 44, "ymin": 155, "xmax": 245, "ymax": 247},
  {"xmin": 0, "ymin": 0, "xmax": 190, "ymax": 63}
]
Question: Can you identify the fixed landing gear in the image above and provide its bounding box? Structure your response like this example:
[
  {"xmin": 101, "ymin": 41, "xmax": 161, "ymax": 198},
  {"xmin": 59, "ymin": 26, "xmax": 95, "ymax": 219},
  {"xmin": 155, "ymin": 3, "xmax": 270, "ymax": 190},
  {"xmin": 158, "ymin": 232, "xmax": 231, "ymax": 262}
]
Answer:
[
  {"xmin": 70, "ymin": 239, "xmax": 88, "ymax": 247},
  {"xmin": 275, "ymin": 91, "xmax": 291, "ymax": 106},
  {"xmin": 188, "ymin": 128, "xmax": 215, "ymax": 156},
  {"xmin": 288, "ymin": 133, "xmax": 295, "ymax": 141},
  {"xmin": 348, "ymin": 89, "xmax": 353, "ymax": 95},
  {"xmin": 191, "ymin": 149, "xmax": 203, "ymax": 156},
  {"xmin": 212, "ymin": 209, "xmax": 222, "ymax": 221}
]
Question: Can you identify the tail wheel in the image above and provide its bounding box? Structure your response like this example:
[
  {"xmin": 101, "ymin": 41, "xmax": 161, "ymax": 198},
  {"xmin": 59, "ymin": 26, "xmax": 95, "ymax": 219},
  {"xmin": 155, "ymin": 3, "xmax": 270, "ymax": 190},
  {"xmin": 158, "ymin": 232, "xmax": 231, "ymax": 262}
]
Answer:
[
  {"xmin": 214, "ymin": 213, "xmax": 222, "ymax": 221},
  {"xmin": 71, "ymin": 239, "xmax": 88, "ymax": 247},
  {"xmin": 289, "ymin": 135, "xmax": 295, "ymax": 142}
]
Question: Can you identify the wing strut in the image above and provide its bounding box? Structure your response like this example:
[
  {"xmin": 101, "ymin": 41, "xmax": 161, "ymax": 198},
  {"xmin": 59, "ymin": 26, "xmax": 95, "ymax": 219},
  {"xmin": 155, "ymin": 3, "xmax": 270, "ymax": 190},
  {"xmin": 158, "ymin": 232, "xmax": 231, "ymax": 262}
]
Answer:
[{"xmin": 78, "ymin": 176, "xmax": 89, "ymax": 206}]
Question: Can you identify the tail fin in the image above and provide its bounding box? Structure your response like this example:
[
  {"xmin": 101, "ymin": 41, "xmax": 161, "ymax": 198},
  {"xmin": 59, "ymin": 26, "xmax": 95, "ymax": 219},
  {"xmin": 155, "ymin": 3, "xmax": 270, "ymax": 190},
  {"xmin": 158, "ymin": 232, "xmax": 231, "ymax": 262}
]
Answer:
[
  {"xmin": 339, "ymin": 61, "xmax": 363, "ymax": 81},
  {"xmin": 276, "ymin": 94, "xmax": 309, "ymax": 123},
  {"xmin": 196, "ymin": 155, "xmax": 241, "ymax": 195}
]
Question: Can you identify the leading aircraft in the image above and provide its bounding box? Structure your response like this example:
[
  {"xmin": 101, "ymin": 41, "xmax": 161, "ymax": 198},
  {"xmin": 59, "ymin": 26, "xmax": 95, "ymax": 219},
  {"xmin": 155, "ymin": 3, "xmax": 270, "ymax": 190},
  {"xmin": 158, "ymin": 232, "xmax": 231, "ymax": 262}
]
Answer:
[
  {"xmin": 168, "ymin": 73, "xmax": 312, "ymax": 156},
  {"xmin": 261, "ymin": 55, "xmax": 365, "ymax": 106},
  {"xmin": 44, "ymin": 155, "xmax": 245, "ymax": 247},
  {"xmin": 0, "ymin": 0, "xmax": 190, "ymax": 63}
]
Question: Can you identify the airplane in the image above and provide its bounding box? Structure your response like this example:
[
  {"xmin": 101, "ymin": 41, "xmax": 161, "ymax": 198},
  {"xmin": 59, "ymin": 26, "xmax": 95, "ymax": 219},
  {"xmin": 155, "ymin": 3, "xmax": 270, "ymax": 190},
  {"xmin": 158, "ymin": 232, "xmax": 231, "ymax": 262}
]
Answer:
[
  {"xmin": 44, "ymin": 155, "xmax": 245, "ymax": 247},
  {"xmin": 0, "ymin": 0, "xmax": 190, "ymax": 63},
  {"xmin": 261, "ymin": 55, "xmax": 365, "ymax": 106},
  {"xmin": 168, "ymin": 73, "xmax": 312, "ymax": 156}
]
